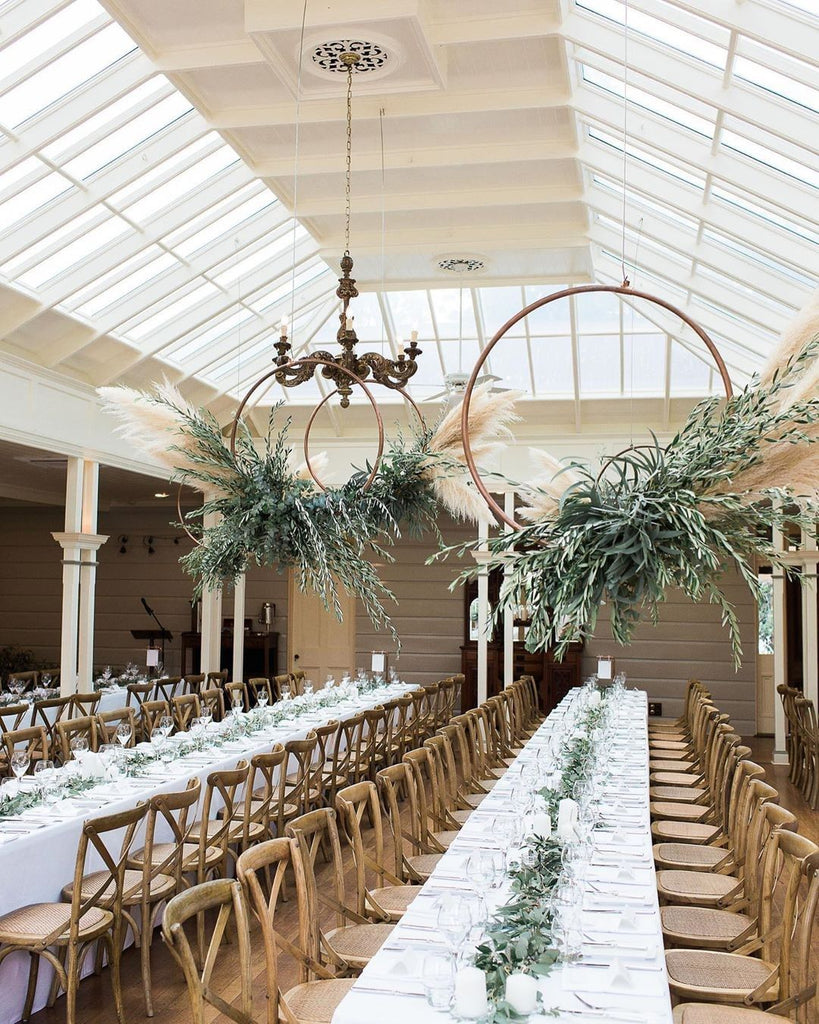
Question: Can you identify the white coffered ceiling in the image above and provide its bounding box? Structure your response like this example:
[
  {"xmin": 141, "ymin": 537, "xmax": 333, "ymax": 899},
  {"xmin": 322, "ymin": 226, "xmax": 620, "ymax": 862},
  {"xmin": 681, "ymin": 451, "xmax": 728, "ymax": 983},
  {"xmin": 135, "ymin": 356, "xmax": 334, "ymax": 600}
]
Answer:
[{"xmin": 0, "ymin": 0, "xmax": 817, "ymax": 431}]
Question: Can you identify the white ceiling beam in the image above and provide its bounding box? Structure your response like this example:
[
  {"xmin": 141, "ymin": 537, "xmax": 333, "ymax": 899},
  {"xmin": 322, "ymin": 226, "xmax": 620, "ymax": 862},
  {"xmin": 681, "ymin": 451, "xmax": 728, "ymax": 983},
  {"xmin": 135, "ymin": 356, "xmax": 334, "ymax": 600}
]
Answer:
[
  {"xmin": 567, "ymin": 13, "xmax": 819, "ymax": 163},
  {"xmin": 211, "ymin": 86, "xmax": 571, "ymax": 130},
  {"xmin": 665, "ymin": 0, "xmax": 819, "ymax": 61},
  {"xmin": 0, "ymin": 0, "xmax": 73, "ymax": 44},
  {"xmin": 572, "ymin": 85, "xmax": 819, "ymax": 226},
  {"xmin": 579, "ymin": 137, "xmax": 819, "ymax": 276},
  {"xmin": 153, "ymin": 40, "xmax": 266, "ymax": 72},
  {"xmin": 317, "ymin": 219, "xmax": 589, "ymax": 254},
  {"xmin": 430, "ymin": 10, "xmax": 561, "ymax": 43}
]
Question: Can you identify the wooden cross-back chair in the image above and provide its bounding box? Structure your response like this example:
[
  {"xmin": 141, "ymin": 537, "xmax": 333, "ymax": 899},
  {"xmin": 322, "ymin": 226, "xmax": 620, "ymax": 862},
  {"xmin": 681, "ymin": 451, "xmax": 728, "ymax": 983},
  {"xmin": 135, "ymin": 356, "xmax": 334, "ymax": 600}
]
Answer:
[
  {"xmin": 153, "ymin": 677, "xmax": 182, "ymax": 704},
  {"xmin": 402, "ymin": 747, "xmax": 459, "ymax": 853},
  {"xmin": 335, "ymin": 781, "xmax": 418, "ymax": 923},
  {"xmin": 3, "ymin": 725, "xmax": 49, "ymax": 767},
  {"xmin": 777, "ymin": 684, "xmax": 802, "ymax": 784},
  {"xmin": 237, "ymin": 838, "xmax": 355, "ymax": 1024},
  {"xmin": 376, "ymin": 762, "xmax": 442, "ymax": 883},
  {"xmin": 247, "ymin": 677, "xmax": 273, "ymax": 707},
  {"xmin": 56, "ymin": 715, "xmax": 98, "ymax": 763},
  {"xmin": 424, "ymin": 734, "xmax": 471, "ymax": 828},
  {"xmin": 96, "ymin": 707, "xmax": 137, "ymax": 747},
  {"xmin": 224, "ymin": 681, "xmax": 248, "ymax": 712},
  {"xmin": 336, "ymin": 713, "xmax": 366, "ymax": 786},
  {"xmin": 310, "ymin": 719, "xmax": 342, "ymax": 805},
  {"xmin": 273, "ymin": 674, "xmax": 292, "ymax": 701},
  {"xmin": 162, "ymin": 878, "xmax": 255, "ymax": 1024},
  {"xmin": 31, "ymin": 695, "xmax": 73, "ymax": 757},
  {"xmin": 234, "ymin": 745, "xmax": 289, "ymax": 842},
  {"xmin": 283, "ymin": 734, "xmax": 319, "ymax": 817},
  {"xmin": 199, "ymin": 687, "xmax": 224, "ymax": 721},
  {"xmin": 385, "ymin": 694, "xmax": 413, "ymax": 764},
  {"xmin": 449, "ymin": 713, "xmax": 497, "ymax": 797},
  {"xmin": 285, "ymin": 808, "xmax": 393, "ymax": 976},
  {"xmin": 0, "ymin": 702, "xmax": 30, "ymax": 733},
  {"xmin": 438, "ymin": 723, "xmax": 487, "ymax": 811},
  {"xmin": 406, "ymin": 688, "xmax": 427, "ymax": 750},
  {"xmin": 125, "ymin": 682, "xmax": 154, "ymax": 712},
  {"xmin": 140, "ymin": 699, "xmax": 170, "ymax": 740},
  {"xmin": 793, "ymin": 696, "xmax": 818, "ymax": 808},
  {"xmin": 70, "ymin": 693, "xmax": 101, "ymax": 719},
  {"xmin": 650, "ymin": 679, "xmax": 708, "ymax": 736},
  {"xmin": 172, "ymin": 693, "xmax": 201, "ymax": 733},
  {"xmin": 182, "ymin": 674, "xmax": 205, "ymax": 696},
  {"xmin": 7, "ymin": 670, "xmax": 38, "ymax": 692},
  {"xmin": 667, "ymin": 830, "xmax": 819, "ymax": 1023},
  {"xmin": 0, "ymin": 802, "xmax": 147, "ymax": 1024}
]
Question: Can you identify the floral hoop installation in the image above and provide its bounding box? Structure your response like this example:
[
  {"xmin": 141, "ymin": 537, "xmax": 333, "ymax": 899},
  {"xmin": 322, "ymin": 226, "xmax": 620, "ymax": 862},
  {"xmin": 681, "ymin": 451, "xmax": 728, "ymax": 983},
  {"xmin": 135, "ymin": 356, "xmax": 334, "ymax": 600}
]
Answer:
[{"xmin": 449, "ymin": 283, "xmax": 819, "ymax": 667}]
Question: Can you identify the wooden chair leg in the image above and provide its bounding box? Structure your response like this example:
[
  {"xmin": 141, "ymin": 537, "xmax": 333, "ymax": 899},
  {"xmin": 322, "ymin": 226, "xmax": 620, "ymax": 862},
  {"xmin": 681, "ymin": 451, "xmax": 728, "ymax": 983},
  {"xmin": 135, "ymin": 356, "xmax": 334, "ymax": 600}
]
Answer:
[
  {"xmin": 21, "ymin": 952, "xmax": 40, "ymax": 1022},
  {"xmin": 141, "ymin": 900, "xmax": 154, "ymax": 1017},
  {"xmin": 47, "ymin": 946, "xmax": 66, "ymax": 1007},
  {"xmin": 108, "ymin": 929, "xmax": 126, "ymax": 1024}
]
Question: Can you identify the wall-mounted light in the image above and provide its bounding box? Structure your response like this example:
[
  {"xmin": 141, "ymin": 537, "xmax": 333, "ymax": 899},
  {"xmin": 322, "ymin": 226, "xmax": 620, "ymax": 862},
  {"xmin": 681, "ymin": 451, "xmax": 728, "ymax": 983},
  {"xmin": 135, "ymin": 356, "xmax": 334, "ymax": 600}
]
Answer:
[
  {"xmin": 154, "ymin": 491, "xmax": 170, "ymax": 499},
  {"xmin": 144, "ymin": 535, "xmax": 155, "ymax": 555},
  {"xmin": 118, "ymin": 534, "xmax": 128, "ymax": 555}
]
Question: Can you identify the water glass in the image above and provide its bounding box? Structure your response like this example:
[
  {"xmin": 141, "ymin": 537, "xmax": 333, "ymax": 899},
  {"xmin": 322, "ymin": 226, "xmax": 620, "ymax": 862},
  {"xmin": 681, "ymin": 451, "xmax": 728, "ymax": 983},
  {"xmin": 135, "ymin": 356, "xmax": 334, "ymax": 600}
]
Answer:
[
  {"xmin": 116, "ymin": 722, "xmax": 132, "ymax": 748},
  {"xmin": 421, "ymin": 952, "xmax": 455, "ymax": 1010},
  {"xmin": 10, "ymin": 750, "xmax": 30, "ymax": 779},
  {"xmin": 159, "ymin": 715, "xmax": 174, "ymax": 739},
  {"xmin": 70, "ymin": 736, "xmax": 89, "ymax": 760},
  {"xmin": 257, "ymin": 690, "xmax": 269, "ymax": 709},
  {"xmin": 304, "ymin": 679, "xmax": 314, "ymax": 696},
  {"xmin": 436, "ymin": 893, "xmax": 471, "ymax": 959},
  {"xmin": 33, "ymin": 759, "xmax": 56, "ymax": 800}
]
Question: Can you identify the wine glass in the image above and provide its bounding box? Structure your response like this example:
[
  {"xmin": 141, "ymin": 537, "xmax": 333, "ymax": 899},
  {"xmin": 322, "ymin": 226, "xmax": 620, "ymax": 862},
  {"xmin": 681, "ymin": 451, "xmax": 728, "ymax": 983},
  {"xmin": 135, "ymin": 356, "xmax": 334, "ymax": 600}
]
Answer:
[
  {"xmin": 33, "ymin": 759, "xmax": 55, "ymax": 800},
  {"xmin": 325, "ymin": 674, "xmax": 335, "ymax": 688},
  {"xmin": 200, "ymin": 703, "xmax": 214, "ymax": 725},
  {"xmin": 436, "ymin": 893, "xmax": 471, "ymax": 962},
  {"xmin": 70, "ymin": 736, "xmax": 89, "ymax": 761},
  {"xmin": 421, "ymin": 951, "xmax": 455, "ymax": 1011},
  {"xmin": 115, "ymin": 722, "xmax": 132, "ymax": 748},
  {"xmin": 158, "ymin": 715, "xmax": 174, "ymax": 740},
  {"xmin": 10, "ymin": 750, "xmax": 30, "ymax": 780},
  {"xmin": 303, "ymin": 678, "xmax": 314, "ymax": 696},
  {"xmin": 280, "ymin": 683, "xmax": 291, "ymax": 702},
  {"xmin": 256, "ymin": 689, "xmax": 269, "ymax": 710}
]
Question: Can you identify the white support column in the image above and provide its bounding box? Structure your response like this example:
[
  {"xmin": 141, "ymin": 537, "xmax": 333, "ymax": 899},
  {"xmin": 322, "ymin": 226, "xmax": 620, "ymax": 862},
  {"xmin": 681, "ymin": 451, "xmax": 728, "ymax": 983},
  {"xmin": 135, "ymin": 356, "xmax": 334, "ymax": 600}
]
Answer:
[
  {"xmin": 802, "ymin": 525, "xmax": 818, "ymax": 708},
  {"xmin": 52, "ymin": 458, "xmax": 107, "ymax": 695},
  {"xmin": 503, "ymin": 490, "xmax": 515, "ymax": 689},
  {"xmin": 231, "ymin": 572, "xmax": 246, "ymax": 683},
  {"xmin": 475, "ymin": 518, "xmax": 490, "ymax": 705},
  {"xmin": 773, "ymin": 521, "xmax": 788, "ymax": 765},
  {"xmin": 199, "ymin": 504, "xmax": 223, "ymax": 675}
]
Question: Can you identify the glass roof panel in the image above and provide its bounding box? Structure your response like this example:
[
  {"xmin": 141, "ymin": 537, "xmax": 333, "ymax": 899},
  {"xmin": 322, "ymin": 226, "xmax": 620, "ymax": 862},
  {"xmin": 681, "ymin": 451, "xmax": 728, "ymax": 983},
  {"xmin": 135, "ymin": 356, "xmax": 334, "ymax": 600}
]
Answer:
[
  {"xmin": 710, "ymin": 183, "xmax": 819, "ymax": 244},
  {"xmin": 73, "ymin": 251, "xmax": 181, "ymax": 318},
  {"xmin": 0, "ymin": 170, "xmax": 72, "ymax": 225},
  {"xmin": 575, "ymin": 288, "xmax": 619, "ymax": 332},
  {"xmin": 0, "ymin": 0, "xmax": 102, "ymax": 80},
  {"xmin": 721, "ymin": 126, "xmax": 819, "ymax": 189},
  {"xmin": 623, "ymin": 332, "xmax": 666, "ymax": 394},
  {"xmin": 586, "ymin": 125, "xmax": 706, "ymax": 189},
  {"xmin": 429, "ymin": 288, "xmax": 478, "ymax": 340},
  {"xmin": 525, "ymin": 285, "xmax": 571, "ymax": 333},
  {"xmin": 384, "ymin": 290, "xmax": 434, "ymax": 340},
  {"xmin": 734, "ymin": 49, "xmax": 819, "ymax": 114},
  {"xmin": 106, "ymin": 135, "xmax": 220, "ymax": 212},
  {"xmin": 165, "ymin": 309, "xmax": 257, "ymax": 365},
  {"xmin": 671, "ymin": 341, "xmax": 713, "ymax": 393},
  {"xmin": 0, "ymin": 23, "xmax": 137, "ymax": 128},
  {"xmin": 530, "ymin": 336, "xmax": 574, "ymax": 396},
  {"xmin": 578, "ymin": 334, "xmax": 620, "ymax": 394},
  {"xmin": 128, "ymin": 282, "xmax": 223, "ymax": 341},
  {"xmin": 14, "ymin": 215, "xmax": 132, "ymax": 288},
  {"xmin": 169, "ymin": 188, "xmax": 275, "ymax": 257},
  {"xmin": 119, "ymin": 146, "xmax": 241, "ymax": 223},
  {"xmin": 480, "ymin": 287, "xmax": 526, "ymax": 337}
]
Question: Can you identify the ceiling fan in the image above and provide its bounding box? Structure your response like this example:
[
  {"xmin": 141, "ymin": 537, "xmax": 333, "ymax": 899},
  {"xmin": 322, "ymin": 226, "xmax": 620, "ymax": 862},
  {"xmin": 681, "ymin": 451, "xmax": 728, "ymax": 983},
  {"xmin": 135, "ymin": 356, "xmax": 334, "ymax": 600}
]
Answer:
[{"xmin": 426, "ymin": 286, "xmax": 512, "ymax": 403}]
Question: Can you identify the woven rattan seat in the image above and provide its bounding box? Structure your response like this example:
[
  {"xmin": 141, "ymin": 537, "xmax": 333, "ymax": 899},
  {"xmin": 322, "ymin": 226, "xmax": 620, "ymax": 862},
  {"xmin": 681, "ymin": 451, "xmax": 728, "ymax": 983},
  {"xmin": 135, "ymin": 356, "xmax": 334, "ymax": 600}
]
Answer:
[
  {"xmin": 649, "ymin": 785, "xmax": 707, "ymax": 803},
  {"xmin": 187, "ymin": 817, "xmax": 267, "ymax": 845},
  {"xmin": 650, "ymin": 800, "xmax": 711, "ymax": 821},
  {"xmin": 464, "ymin": 792, "xmax": 486, "ymax": 808},
  {"xmin": 651, "ymin": 771, "xmax": 702, "ymax": 786},
  {"xmin": 283, "ymin": 979, "xmax": 357, "ymax": 1024},
  {"xmin": 657, "ymin": 869, "xmax": 739, "ymax": 904},
  {"xmin": 325, "ymin": 923, "xmax": 393, "ymax": 967},
  {"xmin": 406, "ymin": 854, "xmax": 442, "ymax": 879},
  {"xmin": 653, "ymin": 842, "xmax": 728, "ymax": 870},
  {"xmin": 666, "ymin": 950, "xmax": 778, "ymax": 1001},
  {"xmin": 129, "ymin": 840, "xmax": 223, "ymax": 873},
  {"xmin": 651, "ymin": 740, "xmax": 691, "ymax": 751},
  {"xmin": 61, "ymin": 868, "xmax": 175, "ymax": 906},
  {"xmin": 673, "ymin": 1003, "xmax": 786, "ymax": 1022},
  {"xmin": 432, "ymin": 829, "xmax": 459, "ymax": 849},
  {"xmin": 650, "ymin": 759, "xmax": 698, "ymax": 772},
  {"xmin": 369, "ymin": 885, "xmax": 418, "ymax": 916},
  {"xmin": 662, "ymin": 906, "xmax": 753, "ymax": 948},
  {"xmin": 651, "ymin": 820, "xmax": 721, "ymax": 842},
  {"xmin": 0, "ymin": 903, "xmax": 110, "ymax": 944}
]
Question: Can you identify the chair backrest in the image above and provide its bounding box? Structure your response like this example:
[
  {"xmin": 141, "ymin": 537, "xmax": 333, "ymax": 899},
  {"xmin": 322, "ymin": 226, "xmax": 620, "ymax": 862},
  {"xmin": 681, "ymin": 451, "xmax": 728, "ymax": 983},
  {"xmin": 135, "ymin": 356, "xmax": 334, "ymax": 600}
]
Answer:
[
  {"xmin": 272, "ymin": 674, "xmax": 291, "ymax": 700},
  {"xmin": 283, "ymin": 734, "xmax": 318, "ymax": 816},
  {"xmin": 172, "ymin": 693, "xmax": 201, "ymax": 732},
  {"xmin": 141, "ymin": 699, "xmax": 170, "ymax": 738},
  {"xmin": 154, "ymin": 676, "xmax": 182, "ymax": 703},
  {"xmin": 247, "ymin": 678, "xmax": 273, "ymax": 706},
  {"xmin": 376, "ymin": 762, "xmax": 423, "ymax": 881},
  {"xmin": 96, "ymin": 706, "xmax": 137, "ymax": 746},
  {"xmin": 3, "ymin": 725, "xmax": 49, "ymax": 764},
  {"xmin": 312, "ymin": 719, "xmax": 341, "ymax": 796},
  {"xmin": 162, "ymin": 878, "xmax": 255, "ymax": 1024},
  {"xmin": 285, "ymin": 808, "xmax": 363, "ymax": 977},
  {"xmin": 125, "ymin": 681, "xmax": 154, "ymax": 709},
  {"xmin": 237, "ymin": 836, "xmax": 337, "ymax": 1023},
  {"xmin": 56, "ymin": 714, "xmax": 98, "ymax": 761},
  {"xmin": 243, "ymin": 746, "xmax": 287, "ymax": 839},
  {"xmin": 338, "ymin": 712, "xmax": 366, "ymax": 784},
  {"xmin": 70, "ymin": 692, "xmax": 101, "ymax": 719},
  {"xmin": 0, "ymin": 703, "xmax": 30, "ymax": 733},
  {"xmin": 335, "ymin": 781, "xmax": 396, "ymax": 920},
  {"xmin": 224, "ymin": 681, "xmax": 248, "ymax": 712},
  {"xmin": 403, "ymin": 747, "xmax": 444, "ymax": 849},
  {"xmin": 182, "ymin": 674, "xmax": 205, "ymax": 695},
  {"xmin": 199, "ymin": 762, "xmax": 250, "ymax": 873},
  {"xmin": 7, "ymin": 670, "xmax": 38, "ymax": 691},
  {"xmin": 290, "ymin": 671, "xmax": 305, "ymax": 696},
  {"xmin": 205, "ymin": 670, "xmax": 227, "ymax": 687},
  {"xmin": 146, "ymin": 779, "xmax": 202, "ymax": 892},
  {"xmin": 199, "ymin": 688, "xmax": 225, "ymax": 721},
  {"xmin": 743, "ymin": 788, "xmax": 793, "ymax": 917},
  {"xmin": 31, "ymin": 695, "xmax": 73, "ymax": 749}
]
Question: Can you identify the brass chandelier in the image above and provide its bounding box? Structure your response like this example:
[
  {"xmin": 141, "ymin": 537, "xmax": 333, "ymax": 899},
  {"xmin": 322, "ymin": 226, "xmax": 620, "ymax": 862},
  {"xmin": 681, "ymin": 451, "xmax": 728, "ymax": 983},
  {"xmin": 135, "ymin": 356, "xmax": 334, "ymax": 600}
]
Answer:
[{"xmin": 273, "ymin": 50, "xmax": 423, "ymax": 408}]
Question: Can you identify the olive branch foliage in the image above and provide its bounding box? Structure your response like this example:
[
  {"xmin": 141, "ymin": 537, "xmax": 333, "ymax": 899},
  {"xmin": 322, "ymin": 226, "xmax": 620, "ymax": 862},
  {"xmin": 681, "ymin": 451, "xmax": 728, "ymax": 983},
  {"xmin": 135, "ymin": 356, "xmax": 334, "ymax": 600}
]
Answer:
[
  {"xmin": 164, "ymin": 401, "xmax": 442, "ymax": 644},
  {"xmin": 444, "ymin": 339, "xmax": 819, "ymax": 666}
]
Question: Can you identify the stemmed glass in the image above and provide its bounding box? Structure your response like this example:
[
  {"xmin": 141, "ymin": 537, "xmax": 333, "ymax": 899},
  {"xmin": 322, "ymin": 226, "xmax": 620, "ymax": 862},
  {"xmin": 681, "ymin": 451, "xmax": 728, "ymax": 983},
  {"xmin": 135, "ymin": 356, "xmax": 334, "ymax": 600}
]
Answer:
[
  {"xmin": 200, "ymin": 703, "xmax": 214, "ymax": 727},
  {"xmin": 303, "ymin": 678, "xmax": 314, "ymax": 697},
  {"xmin": 10, "ymin": 750, "xmax": 30, "ymax": 781},
  {"xmin": 436, "ymin": 893, "xmax": 472, "ymax": 966},
  {"xmin": 256, "ymin": 689, "xmax": 269, "ymax": 710},
  {"xmin": 70, "ymin": 736, "xmax": 89, "ymax": 761},
  {"xmin": 34, "ymin": 759, "xmax": 56, "ymax": 801},
  {"xmin": 115, "ymin": 722, "xmax": 132, "ymax": 749}
]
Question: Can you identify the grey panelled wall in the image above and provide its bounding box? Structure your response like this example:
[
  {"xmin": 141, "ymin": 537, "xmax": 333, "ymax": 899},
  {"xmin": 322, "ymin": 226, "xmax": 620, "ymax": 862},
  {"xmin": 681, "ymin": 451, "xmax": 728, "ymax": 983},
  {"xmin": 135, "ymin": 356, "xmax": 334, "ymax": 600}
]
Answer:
[
  {"xmin": 582, "ymin": 567, "xmax": 758, "ymax": 736},
  {"xmin": 0, "ymin": 505, "xmax": 758, "ymax": 733}
]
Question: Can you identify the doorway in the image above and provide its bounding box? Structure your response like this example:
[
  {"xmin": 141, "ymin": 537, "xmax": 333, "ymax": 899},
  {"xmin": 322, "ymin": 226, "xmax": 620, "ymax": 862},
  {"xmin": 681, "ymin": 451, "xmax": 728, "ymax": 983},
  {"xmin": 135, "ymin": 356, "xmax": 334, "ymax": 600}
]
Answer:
[
  {"xmin": 287, "ymin": 572, "xmax": 356, "ymax": 685},
  {"xmin": 756, "ymin": 570, "xmax": 774, "ymax": 735}
]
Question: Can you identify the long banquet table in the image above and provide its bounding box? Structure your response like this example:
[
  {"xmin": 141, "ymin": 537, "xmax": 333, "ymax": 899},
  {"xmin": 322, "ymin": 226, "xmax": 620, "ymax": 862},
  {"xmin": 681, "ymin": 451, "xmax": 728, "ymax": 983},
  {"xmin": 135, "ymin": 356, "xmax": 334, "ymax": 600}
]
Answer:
[
  {"xmin": 0, "ymin": 681, "xmax": 411, "ymax": 1024},
  {"xmin": 333, "ymin": 687, "xmax": 673, "ymax": 1024}
]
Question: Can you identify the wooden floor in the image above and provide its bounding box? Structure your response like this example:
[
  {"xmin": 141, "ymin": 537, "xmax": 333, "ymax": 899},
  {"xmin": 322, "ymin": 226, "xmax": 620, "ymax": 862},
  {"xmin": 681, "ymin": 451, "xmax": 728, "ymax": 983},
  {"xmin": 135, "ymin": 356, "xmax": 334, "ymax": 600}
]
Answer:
[{"xmin": 21, "ymin": 736, "xmax": 819, "ymax": 1024}]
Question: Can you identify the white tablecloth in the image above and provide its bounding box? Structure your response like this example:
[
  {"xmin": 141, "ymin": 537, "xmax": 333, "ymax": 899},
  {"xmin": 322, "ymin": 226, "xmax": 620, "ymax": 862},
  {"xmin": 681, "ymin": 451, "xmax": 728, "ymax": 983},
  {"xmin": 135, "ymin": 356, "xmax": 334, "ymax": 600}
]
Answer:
[
  {"xmin": 0, "ymin": 683, "xmax": 410, "ymax": 1024},
  {"xmin": 333, "ymin": 688, "xmax": 673, "ymax": 1024}
]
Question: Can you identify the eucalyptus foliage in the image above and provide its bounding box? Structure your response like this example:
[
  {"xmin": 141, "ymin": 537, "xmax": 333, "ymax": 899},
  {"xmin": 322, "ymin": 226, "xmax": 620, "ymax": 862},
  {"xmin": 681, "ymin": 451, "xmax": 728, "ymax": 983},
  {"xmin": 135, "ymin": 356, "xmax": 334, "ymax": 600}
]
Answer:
[
  {"xmin": 162, "ymin": 401, "xmax": 442, "ymax": 641},
  {"xmin": 448, "ymin": 342, "xmax": 819, "ymax": 666}
]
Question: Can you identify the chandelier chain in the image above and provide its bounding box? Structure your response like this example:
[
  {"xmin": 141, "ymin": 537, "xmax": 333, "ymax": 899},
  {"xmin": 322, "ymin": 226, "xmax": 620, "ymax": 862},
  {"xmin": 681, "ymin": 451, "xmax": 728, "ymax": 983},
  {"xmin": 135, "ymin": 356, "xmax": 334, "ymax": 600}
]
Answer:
[{"xmin": 344, "ymin": 61, "xmax": 354, "ymax": 256}]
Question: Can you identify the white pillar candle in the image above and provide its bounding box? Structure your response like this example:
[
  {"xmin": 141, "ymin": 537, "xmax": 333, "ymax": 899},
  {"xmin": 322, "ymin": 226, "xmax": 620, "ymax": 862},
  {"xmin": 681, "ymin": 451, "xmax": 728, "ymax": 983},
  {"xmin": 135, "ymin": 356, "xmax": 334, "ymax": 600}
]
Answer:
[
  {"xmin": 530, "ymin": 812, "xmax": 551, "ymax": 839},
  {"xmin": 454, "ymin": 966, "xmax": 488, "ymax": 1019},
  {"xmin": 556, "ymin": 798, "xmax": 579, "ymax": 841},
  {"xmin": 505, "ymin": 972, "xmax": 539, "ymax": 1015},
  {"xmin": 588, "ymin": 689, "xmax": 602, "ymax": 707}
]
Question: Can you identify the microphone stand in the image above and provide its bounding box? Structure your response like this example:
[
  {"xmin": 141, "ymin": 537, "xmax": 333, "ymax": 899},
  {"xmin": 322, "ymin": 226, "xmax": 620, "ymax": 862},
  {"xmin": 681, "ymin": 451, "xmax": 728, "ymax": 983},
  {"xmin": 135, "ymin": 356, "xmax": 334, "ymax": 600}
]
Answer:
[{"xmin": 142, "ymin": 600, "xmax": 169, "ymax": 673}]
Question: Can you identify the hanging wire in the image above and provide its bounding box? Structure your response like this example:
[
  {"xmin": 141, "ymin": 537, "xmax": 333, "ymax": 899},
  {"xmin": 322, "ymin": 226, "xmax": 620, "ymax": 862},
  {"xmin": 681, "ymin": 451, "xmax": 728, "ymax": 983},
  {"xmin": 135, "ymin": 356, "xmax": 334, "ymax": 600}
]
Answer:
[
  {"xmin": 621, "ymin": 0, "xmax": 630, "ymax": 287},
  {"xmin": 288, "ymin": 0, "xmax": 309, "ymax": 336},
  {"xmin": 344, "ymin": 59, "xmax": 354, "ymax": 257},
  {"xmin": 379, "ymin": 105, "xmax": 387, "ymax": 355}
]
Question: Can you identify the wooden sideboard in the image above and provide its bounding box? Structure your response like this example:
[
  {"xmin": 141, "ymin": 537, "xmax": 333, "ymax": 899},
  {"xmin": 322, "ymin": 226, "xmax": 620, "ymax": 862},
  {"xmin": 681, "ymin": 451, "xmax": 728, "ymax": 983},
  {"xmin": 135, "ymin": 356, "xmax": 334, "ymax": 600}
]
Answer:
[
  {"xmin": 460, "ymin": 640, "xmax": 583, "ymax": 713},
  {"xmin": 181, "ymin": 631, "xmax": 278, "ymax": 680}
]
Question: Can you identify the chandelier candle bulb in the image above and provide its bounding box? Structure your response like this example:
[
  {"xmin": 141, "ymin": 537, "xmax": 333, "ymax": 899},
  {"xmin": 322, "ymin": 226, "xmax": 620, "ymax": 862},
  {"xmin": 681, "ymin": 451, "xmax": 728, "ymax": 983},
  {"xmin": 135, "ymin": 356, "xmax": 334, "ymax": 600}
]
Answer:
[
  {"xmin": 454, "ymin": 966, "xmax": 488, "ymax": 1019},
  {"xmin": 505, "ymin": 973, "xmax": 539, "ymax": 1015},
  {"xmin": 279, "ymin": 315, "xmax": 288, "ymax": 335},
  {"xmin": 410, "ymin": 329, "xmax": 418, "ymax": 343}
]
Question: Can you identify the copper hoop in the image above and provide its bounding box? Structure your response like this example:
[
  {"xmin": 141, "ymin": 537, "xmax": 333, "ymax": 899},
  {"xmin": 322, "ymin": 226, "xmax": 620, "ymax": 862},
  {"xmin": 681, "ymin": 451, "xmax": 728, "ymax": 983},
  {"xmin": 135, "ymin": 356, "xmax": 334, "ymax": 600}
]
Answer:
[
  {"xmin": 460, "ymin": 284, "xmax": 734, "ymax": 531},
  {"xmin": 176, "ymin": 484, "xmax": 201, "ymax": 546}
]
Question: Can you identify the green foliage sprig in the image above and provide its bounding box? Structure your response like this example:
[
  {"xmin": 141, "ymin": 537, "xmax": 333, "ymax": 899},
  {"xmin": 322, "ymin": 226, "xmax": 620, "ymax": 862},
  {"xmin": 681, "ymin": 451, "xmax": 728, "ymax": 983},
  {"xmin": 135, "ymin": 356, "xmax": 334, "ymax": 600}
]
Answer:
[{"xmin": 445, "ymin": 340, "xmax": 819, "ymax": 666}]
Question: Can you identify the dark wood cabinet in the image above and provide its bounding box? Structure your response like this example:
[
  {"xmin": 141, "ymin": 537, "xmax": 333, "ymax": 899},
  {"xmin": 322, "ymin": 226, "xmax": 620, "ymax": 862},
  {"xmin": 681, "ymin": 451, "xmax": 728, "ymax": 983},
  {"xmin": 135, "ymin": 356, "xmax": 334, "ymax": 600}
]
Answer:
[
  {"xmin": 459, "ymin": 566, "xmax": 582, "ymax": 712},
  {"xmin": 181, "ymin": 631, "xmax": 278, "ymax": 680}
]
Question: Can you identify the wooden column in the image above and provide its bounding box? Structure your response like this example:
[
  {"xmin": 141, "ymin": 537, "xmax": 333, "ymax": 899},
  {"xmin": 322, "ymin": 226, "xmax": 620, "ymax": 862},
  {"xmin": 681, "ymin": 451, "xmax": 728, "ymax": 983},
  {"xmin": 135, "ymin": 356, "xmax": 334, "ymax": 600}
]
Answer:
[
  {"xmin": 503, "ymin": 490, "xmax": 515, "ymax": 689},
  {"xmin": 801, "ymin": 525, "xmax": 818, "ymax": 707},
  {"xmin": 199, "ymin": 504, "xmax": 223, "ymax": 675},
  {"xmin": 772, "ymin": 520, "xmax": 788, "ymax": 765},
  {"xmin": 475, "ymin": 518, "xmax": 490, "ymax": 705}
]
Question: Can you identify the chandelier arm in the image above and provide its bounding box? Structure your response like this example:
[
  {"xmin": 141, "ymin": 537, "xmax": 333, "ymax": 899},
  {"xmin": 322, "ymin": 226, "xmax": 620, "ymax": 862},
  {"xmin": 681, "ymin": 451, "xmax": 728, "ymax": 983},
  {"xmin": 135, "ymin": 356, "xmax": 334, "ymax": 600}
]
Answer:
[{"xmin": 459, "ymin": 284, "xmax": 734, "ymax": 531}]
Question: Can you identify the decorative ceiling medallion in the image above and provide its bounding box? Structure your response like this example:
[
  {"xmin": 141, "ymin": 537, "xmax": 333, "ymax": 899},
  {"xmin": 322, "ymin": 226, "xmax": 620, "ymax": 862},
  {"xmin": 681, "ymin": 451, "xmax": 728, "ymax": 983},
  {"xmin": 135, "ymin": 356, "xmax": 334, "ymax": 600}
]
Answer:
[
  {"xmin": 310, "ymin": 40, "xmax": 390, "ymax": 75},
  {"xmin": 436, "ymin": 256, "xmax": 487, "ymax": 274}
]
